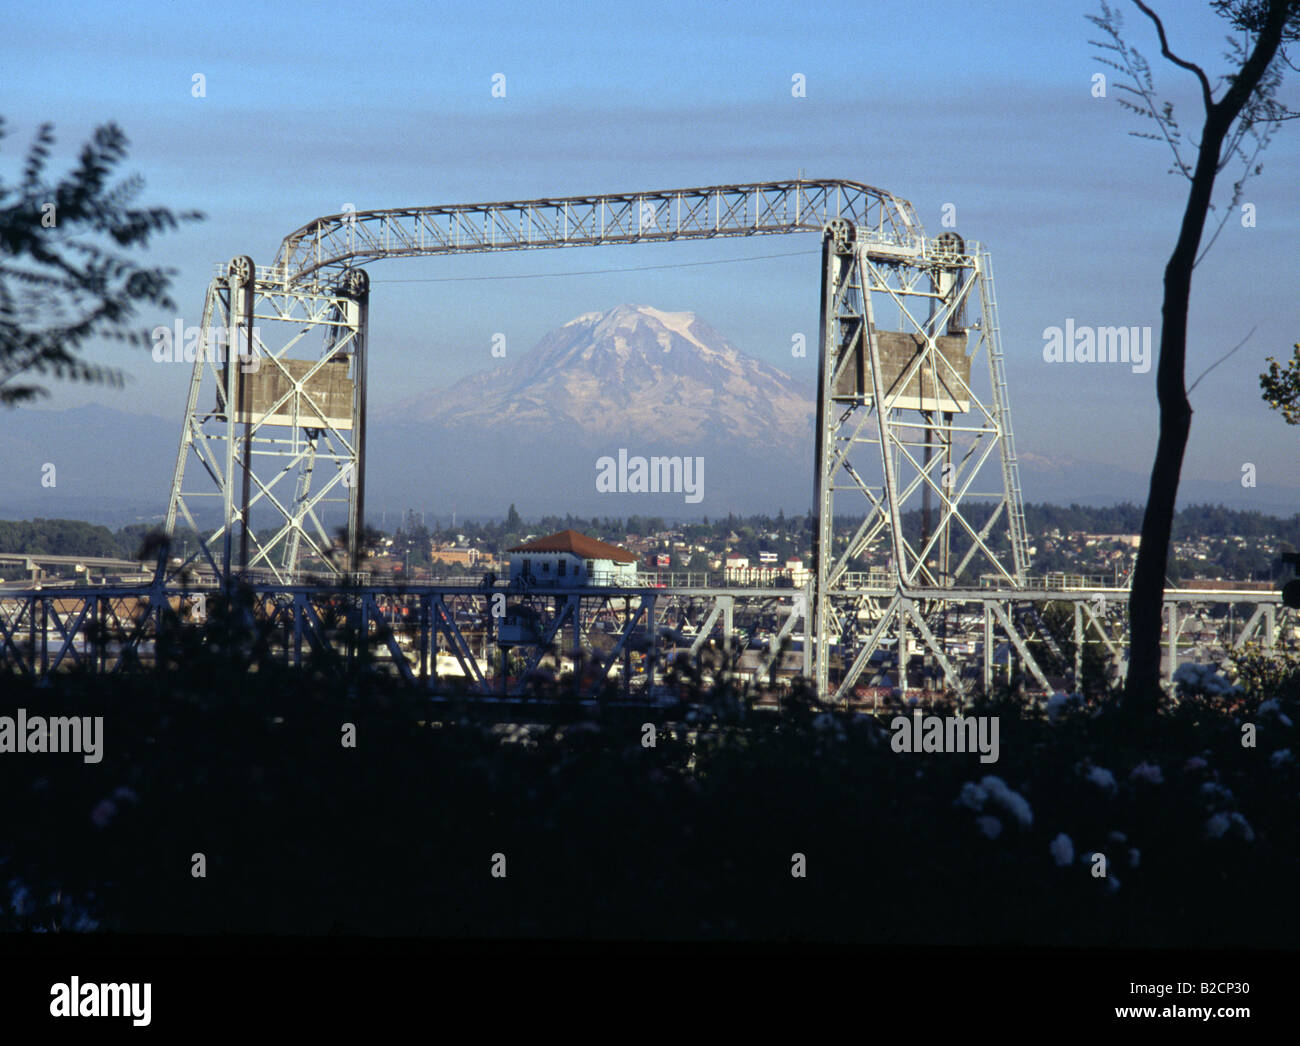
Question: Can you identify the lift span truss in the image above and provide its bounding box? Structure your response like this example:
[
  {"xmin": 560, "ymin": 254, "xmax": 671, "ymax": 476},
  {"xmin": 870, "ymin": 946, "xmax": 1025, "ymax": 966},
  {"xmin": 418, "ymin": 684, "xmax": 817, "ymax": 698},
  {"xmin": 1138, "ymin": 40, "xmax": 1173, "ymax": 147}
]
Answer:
[{"xmin": 272, "ymin": 179, "xmax": 925, "ymax": 286}]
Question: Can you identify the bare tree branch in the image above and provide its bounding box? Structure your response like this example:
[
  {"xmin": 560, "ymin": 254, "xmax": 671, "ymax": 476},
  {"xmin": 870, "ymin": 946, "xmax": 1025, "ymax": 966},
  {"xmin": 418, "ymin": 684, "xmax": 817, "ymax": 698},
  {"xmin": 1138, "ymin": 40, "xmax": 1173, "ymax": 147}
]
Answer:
[
  {"xmin": 1194, "ymin": 132, "xmax": 1267, "ymax": 264},
  {"xmin": 1187, "ymin": 326, "xmax": 1257, "ymax": 393},
  {"xmin": 1089, "ymin": 4, "xmax": 1195, "ymax": 177},
  {"xmin": 1133, "ymin": 0, "xmax": 1216, "ymax": 108}
]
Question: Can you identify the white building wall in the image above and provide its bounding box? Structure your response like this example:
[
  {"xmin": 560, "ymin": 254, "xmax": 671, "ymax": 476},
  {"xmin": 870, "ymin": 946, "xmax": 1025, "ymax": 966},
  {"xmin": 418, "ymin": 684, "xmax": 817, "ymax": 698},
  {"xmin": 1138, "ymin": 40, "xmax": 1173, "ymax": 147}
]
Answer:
[{"xmin": 508, "ymin": 550, "xmax": 636, "ymax": 586}]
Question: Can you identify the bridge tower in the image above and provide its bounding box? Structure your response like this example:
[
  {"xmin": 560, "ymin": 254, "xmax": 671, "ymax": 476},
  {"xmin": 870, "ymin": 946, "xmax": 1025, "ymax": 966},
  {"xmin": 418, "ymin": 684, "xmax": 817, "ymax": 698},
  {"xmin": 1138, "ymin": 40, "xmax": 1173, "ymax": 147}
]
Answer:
[
  {"xmin": 810, "ymin": 222, "xmax": 1030, "ymax": 699},
  {"xmin": 160, "ymin": 258, "xmax": 370, "ymax": 584}
]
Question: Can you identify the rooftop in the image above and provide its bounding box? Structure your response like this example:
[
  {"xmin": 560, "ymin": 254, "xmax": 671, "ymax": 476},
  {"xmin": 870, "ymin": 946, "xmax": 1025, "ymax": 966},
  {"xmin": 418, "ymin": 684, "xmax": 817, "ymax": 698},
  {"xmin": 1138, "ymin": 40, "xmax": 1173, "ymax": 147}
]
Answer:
[{"xmin": 507, "ymin": 529, "xmax": 637, "ymax": 563}]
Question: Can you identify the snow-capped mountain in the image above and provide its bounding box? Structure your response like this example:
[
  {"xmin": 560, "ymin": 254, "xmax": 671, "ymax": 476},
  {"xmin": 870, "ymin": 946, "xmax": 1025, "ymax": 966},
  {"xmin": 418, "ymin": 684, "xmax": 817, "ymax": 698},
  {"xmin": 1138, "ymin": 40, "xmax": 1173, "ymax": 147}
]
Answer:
[
  {"xmin": 388, "ymin": 304, "xmax": 813, "ymax": 447},
  {"xmin": 4, "ymin": 307, "xmax": 1296, "ymax": 523}
]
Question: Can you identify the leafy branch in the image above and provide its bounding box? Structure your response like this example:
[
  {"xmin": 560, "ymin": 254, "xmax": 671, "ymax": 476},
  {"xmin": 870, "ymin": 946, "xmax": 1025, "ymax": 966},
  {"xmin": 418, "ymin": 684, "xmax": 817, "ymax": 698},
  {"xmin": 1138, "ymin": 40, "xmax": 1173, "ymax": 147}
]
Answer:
[{"xmin": 0, "ymin": 118, "xmax": 203, "ymax": 406}]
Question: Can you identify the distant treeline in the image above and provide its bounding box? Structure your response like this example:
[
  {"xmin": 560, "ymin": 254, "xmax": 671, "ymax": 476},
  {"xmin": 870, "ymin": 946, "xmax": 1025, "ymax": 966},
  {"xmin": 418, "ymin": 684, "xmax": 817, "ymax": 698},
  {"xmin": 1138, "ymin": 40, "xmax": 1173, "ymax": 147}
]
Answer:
[
  {"xmin": 3, "ymin": 502, "xmax": 1298, "ymax": 565},
  {"xmin": 0, "ymin": 519, "xmax": 156, "ymax": 560},
  {"xmin": 1023, "ymin": 502, "xmax": 1300, "ymax": 543}
]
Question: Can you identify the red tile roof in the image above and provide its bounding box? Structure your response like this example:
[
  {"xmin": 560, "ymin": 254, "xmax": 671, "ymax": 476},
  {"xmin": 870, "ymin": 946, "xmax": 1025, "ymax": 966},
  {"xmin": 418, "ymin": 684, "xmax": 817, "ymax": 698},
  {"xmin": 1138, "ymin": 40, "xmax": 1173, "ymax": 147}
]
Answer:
[{"xmin": 507, "ymin": 529, "xmax": 637, "ymax": 563}]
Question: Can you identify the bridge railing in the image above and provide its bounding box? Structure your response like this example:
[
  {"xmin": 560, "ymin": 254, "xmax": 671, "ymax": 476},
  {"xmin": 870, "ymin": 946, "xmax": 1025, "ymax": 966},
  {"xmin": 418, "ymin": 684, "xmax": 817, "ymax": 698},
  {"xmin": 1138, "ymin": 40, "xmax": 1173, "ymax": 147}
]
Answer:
[{"xmin": 980, "ymin": 572, "xmax": 1127, "ymax": 591}]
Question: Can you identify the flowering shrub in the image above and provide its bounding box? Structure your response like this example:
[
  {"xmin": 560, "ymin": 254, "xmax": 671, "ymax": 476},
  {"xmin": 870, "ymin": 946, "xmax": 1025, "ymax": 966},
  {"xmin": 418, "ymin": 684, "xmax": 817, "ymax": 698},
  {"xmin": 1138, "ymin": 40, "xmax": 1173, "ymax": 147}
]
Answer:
[
  {"xmin": 1172, "ymin": 662, "xmax": 1241, "ymax": 698},
  {"xmin": 1, "ymin": 606, "xmax": 1298, "ymax": 945}
]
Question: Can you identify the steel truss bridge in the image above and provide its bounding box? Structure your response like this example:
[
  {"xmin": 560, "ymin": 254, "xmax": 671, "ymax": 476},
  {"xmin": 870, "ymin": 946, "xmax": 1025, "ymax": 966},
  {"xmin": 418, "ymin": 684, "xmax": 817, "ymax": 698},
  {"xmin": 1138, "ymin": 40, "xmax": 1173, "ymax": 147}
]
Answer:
[
  {"xmin": 2, "ymin": 179, "xmax": 1293, "ymax": 700},
  {"xmin": 0, "ymin": 580, "xmax": 1292, "ymax": 703}
]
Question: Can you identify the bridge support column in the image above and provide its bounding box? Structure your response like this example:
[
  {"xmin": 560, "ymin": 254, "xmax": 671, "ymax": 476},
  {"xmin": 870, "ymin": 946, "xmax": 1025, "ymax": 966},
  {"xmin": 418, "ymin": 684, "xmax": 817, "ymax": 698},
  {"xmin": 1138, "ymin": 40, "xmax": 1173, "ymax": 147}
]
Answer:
[
  {"xmin": 1166, "ymin": 601, "xmax": 1177, "ymax": 688},
  {"xmin": 812, "ymin": 221, "xmax": 859, "ymax": 699},
  {"xmin": 1074, "ymin": 602, "xmax": 1083, "ymax": 688},
  {"xmin": 983, "ymin": 603, "xmax": 994, "ymax": 695}
]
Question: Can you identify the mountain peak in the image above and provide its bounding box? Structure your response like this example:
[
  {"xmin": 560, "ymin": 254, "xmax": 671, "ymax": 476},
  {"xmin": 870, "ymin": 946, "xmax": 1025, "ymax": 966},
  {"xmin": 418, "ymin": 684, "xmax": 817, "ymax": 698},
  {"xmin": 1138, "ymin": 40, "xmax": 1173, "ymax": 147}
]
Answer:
[
  {"xmin": 568, "ymin": 304, "xmax": 719, "ymax": 360},
  {"xmin": 565, "ymin": 303, "xmax": 679, "ymax": 327},
  {"xmin": 390, "ymin": 305, "xmax": 812, "ymax": 447}
]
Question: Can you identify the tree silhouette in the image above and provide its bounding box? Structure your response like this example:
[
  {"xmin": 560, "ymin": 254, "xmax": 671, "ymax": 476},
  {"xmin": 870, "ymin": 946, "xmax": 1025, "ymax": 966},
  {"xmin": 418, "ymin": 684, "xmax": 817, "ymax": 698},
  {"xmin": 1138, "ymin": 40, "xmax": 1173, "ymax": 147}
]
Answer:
[
  {"xmin": 1088, "ymin": 0, "xmax": 1300, "ymax": 722},
  {"xmin": 0, "ymin": 119, "xmax": 202, "ymax": 406}
]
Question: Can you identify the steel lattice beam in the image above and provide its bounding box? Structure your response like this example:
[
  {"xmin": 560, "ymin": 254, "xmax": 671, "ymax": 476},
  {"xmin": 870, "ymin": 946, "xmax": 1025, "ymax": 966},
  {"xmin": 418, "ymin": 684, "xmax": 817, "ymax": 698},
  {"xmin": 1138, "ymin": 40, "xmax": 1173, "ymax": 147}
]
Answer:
[{"xmin": 271, "ymin": 179, "xmax": 925, "ymax": 286}]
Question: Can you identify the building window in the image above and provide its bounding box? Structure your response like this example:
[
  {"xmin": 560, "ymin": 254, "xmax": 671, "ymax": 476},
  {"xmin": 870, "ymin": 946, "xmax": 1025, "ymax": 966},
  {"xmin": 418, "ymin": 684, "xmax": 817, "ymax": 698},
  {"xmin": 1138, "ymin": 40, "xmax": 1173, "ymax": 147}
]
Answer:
[
  {"xmin": 558, "ymin": 559, "xmax": 567, "ymax": 577},
  {"xmin": 585, "ymin": 560, "xmax": 594, "ymax": 575},
  {"xmin": 542, "ymin": 561, "xmax": 549, "ymax": 572}
]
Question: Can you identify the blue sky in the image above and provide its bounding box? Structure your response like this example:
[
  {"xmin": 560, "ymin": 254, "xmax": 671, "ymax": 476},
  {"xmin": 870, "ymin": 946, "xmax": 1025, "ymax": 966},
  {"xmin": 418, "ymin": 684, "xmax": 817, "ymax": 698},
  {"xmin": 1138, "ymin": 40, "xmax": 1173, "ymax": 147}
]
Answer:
[{"xmin": 4, "ymin": 0, "xmax": 1299, "ymax": 508}]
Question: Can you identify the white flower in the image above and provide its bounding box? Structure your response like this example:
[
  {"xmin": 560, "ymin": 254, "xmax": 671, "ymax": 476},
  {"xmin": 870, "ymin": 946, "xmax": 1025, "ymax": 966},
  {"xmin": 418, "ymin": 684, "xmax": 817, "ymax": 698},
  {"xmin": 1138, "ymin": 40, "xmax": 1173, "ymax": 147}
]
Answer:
[
  {"xmin": 66, "ymin": 911, "xmax": 100, "ymax": 933},
  {"xmin": 979, "ymin": 775, "xmax": 1033, "ymax": 827},
  {"xmin": 1086, "ymin": 766, "xmax": 1117, "ymax": 795},
  {"xmin": 1047, "ymin": 692, "xmax": 1082, "ymax": 721},
  {"xmin": 1229, "ymin": 812, "xmax": 1255, "ymax": 843},
  {"xmin": 1200, "ymin": 781, "xmax": 1234, "ymax": 803},
  {"xmin": 1271, "ymin": 749, "xmax": 1294, "ymax": 767},
  {"xmin": 1050, "ymin": 833, "xmax": 1074, "ymax": 867},
  {"xmin": 1107, "ymin": 830, "xmax": 1128, "ymax": 844},
  {"xmin": 1207, "ymin": 811, "xmax": 1253, "ymax": 842},
  {"xmin": 975, "ymin": 815, "xmax": 1002, "ymax": 839},
  {"xmin": 1129, "ymin": 761, "xmax": 1164, "ymax": 784},
  {"xmin": 8, "ymin": 880, "xmax": 31, "ymax": 916},
  {"xmin": 1258, "ymin": 700, "xmax": 1296, "ymax": 728},
  {"xmin": 955, "ymin": 781, "xmax": 988, "ymax": 812},
  {"xmin": 1128, "ymin": 847, "xmax": 1141, "ymax": 868},
  {"xmin": 1184, "ymin": 756, "xmax": 1208, "ymax": 772},
  {"xmin": 1105, "ymin": 875, "xmax": 1121, "ymax": 894},
  {"xmin": 1174, "ymin": 663, "xmax": 1241, "ymax": 696}
]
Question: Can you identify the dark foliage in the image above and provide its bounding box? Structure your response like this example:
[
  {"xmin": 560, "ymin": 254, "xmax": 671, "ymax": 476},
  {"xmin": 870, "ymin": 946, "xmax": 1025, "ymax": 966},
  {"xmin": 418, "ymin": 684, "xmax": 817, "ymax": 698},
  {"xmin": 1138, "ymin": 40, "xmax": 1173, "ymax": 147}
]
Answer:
[
  {"xmin": 0, "ymin": 118, "xmax": 202, "ymax": 406},
  {"xmin": 1, "ymin": 600, "xmax": 1297, "ymax": 944}
]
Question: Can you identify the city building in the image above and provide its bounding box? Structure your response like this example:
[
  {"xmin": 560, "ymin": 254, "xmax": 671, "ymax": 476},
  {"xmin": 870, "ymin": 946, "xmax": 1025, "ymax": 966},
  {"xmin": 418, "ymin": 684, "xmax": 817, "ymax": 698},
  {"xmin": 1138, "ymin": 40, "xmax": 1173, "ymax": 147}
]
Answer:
[
  {"xmin": 430, "ymin": 545, "xmax": 481, "ymax": 568},
  {"xmin": 507, "ymin": 529, "xmax": 638, "ymax": 587}
]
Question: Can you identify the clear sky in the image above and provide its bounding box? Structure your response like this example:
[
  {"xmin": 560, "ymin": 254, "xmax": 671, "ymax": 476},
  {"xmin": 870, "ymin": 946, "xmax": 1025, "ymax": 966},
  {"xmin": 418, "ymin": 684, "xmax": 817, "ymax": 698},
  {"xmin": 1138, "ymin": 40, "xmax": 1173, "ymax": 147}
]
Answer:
[{"xmin": 4, "ymin": 0, "xmax": 1299, "ymax": 505}]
